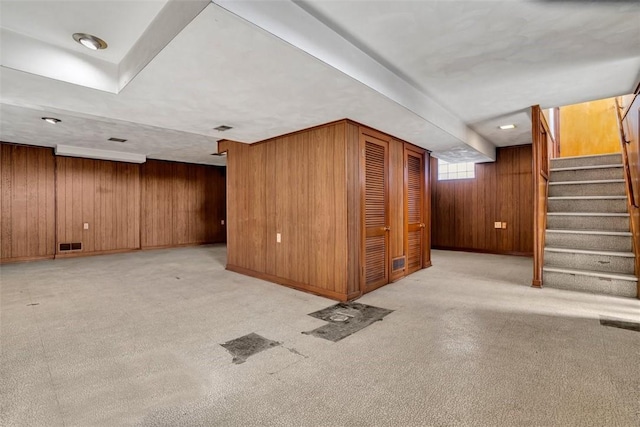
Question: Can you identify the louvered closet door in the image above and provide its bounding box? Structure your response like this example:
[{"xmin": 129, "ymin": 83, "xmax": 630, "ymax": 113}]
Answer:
[
  {"xmin": 405, "ymin": 148, "xmax": 424, "ymax": 274},
  {"xmin": 363, "ymin": 136, "xmax": 389, "ymax": 293}
]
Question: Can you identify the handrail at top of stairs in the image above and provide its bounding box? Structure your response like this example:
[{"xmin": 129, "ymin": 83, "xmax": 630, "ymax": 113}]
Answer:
[{"xmin": 615, "ymin": 96, "xmax": 637, "ymax": 208}]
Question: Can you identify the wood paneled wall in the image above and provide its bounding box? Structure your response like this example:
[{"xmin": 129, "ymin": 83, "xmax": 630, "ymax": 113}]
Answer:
[
  {"xmin": 431, "ymin": 145, "xmax": 533, "ymax": 255},
  {"xmin": 141, "ymin": 160, "xmax": 226, "ymax": 248},
  {"xmin": 1, "ymin": 144, "xmax": 56, "ymax": 261},
  {"xmin": 1, "ymin": 142, "xmax": 226, "ymax": 262},
  {"xmin": 222, "ymin": 121, "xmax": 349, "ymax": 301},
  {"xmin": 56, "ymin": 157, "xmax": 141, "ymax": 255},
  {"xmin": 222, "ymin": 119, "xmax": 431, "ymax": 301},
  {"xmin": 559, "ymin": 97, "xmax": 621, "ymax": 157}
]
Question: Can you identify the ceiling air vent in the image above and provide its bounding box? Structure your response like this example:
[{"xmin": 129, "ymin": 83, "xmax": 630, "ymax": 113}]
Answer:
[
  {"xmin": 214, "ymin": 125, "xmax": 233, "ymax": 132},
  {"xmin": 108, "ymin": 137, "xmax": 127, "ymax": 143}
]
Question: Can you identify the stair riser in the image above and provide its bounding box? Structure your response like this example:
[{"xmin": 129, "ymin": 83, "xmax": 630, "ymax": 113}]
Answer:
[
  {"xmin": 550, "ymin": 154, "xmax": 622, "ymax": 169},
  {"xmin": 543, "ymin": 271, "xmax": 637, "ymax": 298},
  {"xmin": 546, "ymin": 215, "xmax": 629, "ymax": 231},
  {"xmin": 545, "ymin": 251, "xmax": 635, "ymax": 274},
  {"xmin": 548, "ymin": 198, "xmax": 628, "ymax": 213},
  {"xmin": 550, "ymin": 167, "xmax": 623, "ymax": 182},
  {"xmin": 548, "ymin": 182, "xmax": 626, "ymax": 197},
  {"xmin": 545, "ymin": 233, "xmax": 633, "ymax": 252}
]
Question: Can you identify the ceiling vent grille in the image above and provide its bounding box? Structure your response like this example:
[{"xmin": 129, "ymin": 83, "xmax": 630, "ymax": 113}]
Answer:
[
  {"xmin": 214, "ymin": 125, "xmax": 233, "ymax": 132},
  {"xmin": 108, "ymin": 137, "xmax": 127, "ymax": 143}
]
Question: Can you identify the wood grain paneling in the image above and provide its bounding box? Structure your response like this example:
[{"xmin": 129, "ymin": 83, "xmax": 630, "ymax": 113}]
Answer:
[
  {"xmin": 222, "ymin": 119, "xmax": 431, "ymax": 301},
  {"xmin": 1, "ymin": 143, "xmax": 55, "ymax": 262},
  {"xmin": 431, "ymin": 145, "xmax": 533, "ymax": 256},
  {"xmin": 56, "ymin": 157, "xmax": 140, "ymax": 254},
  {"xmin": 222, "ymin": 121, "xmax": 349, "ymax": 300},
  {"xmin": 559, "ymin": 97, "xmax": 621, "ymax": 157},
  {"xmin": 346, "ymin": 122, "xmax": 361, "ymax": 297},
  {"xmin": 2, "ymin": 143, "xmax": 226, "ymax": 262},
  {"xmin": 141, "ymin": 160, "xmax": 226, "ymax": 248},
  {"xmin": 388, "ymin": 138, "xmax": 404, "ymax": 273}
]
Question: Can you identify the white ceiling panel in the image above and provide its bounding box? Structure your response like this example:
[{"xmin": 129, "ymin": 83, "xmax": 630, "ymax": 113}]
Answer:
[{"xmin": 1, "ymin": 0, "xmax": 639, "ymax": 164}]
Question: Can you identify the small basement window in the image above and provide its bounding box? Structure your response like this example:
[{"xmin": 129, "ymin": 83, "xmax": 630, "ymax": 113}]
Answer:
[{"xmin": 438, "ymin": 159, "xmax": 475, "ymax": 180}]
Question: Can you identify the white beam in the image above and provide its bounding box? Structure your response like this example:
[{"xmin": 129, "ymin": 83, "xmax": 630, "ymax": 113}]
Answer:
[{"xmin": 212, "ymin": 0, "xmax": 495, "ymax": 161}]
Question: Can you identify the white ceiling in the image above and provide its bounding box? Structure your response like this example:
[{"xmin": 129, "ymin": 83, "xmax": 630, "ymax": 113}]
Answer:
[
  {"xmin": 1, "ymin": 0, "xmax": 639, "ymax": 165},
  {"xmin": 0, "ymin": 0, "xmax": 168, "ymax": 64}
]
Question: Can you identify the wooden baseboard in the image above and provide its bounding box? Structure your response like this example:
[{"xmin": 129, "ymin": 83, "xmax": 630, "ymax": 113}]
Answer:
[
  {"xmin": 2, "ymin": 242, "xmax": 225, "ymax": 264},
  {"xmin": 0, "ymin": 255, "xmax": 54, "ymax": 264},
  {"xmin": 141, "ymin": 241, "xmax": 222, "ymax": 251},
  {"xmin": 432, "ymin": 246, "xmax": 533, "ymax": 257},
  {"xmin": 226, "ymin": 264, "xmax": 349, "ymax": 302},
  {"xmin": 55, "ymin": 248, "xmax": 140, "ymax": 259},
  {"xmin": 347, "ymin": 290, "xmax": 362, "ymax": 301}
]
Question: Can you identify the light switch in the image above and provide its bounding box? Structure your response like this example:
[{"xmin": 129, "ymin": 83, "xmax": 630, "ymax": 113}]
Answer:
[
  {"xmin": 494, "ymin": 222, "xmax": 501, "ymax": 229},
  {"xmin": 221, "ymin": 219, "xmax": 225, "ymax": 225},
  {"xmin": 502, "ymin": 222, "xmax": 507, "ymax": 229},
  {"xmin": 83, "ymin": 223, "xmax": 89, "ymax": 230},
  {"xmin": 276, "ymin": 233, "xmax": 281, "ymax": 243}
]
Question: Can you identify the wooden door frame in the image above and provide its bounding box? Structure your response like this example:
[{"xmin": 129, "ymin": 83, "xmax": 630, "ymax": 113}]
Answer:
[{"xmin": 359, "ymin": 128, "xmax": 391, "ymax": 294}]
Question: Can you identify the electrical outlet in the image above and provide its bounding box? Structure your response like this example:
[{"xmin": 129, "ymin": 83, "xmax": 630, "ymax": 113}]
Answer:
[
  {"xmin": 276, "ymin": 233, "xmax": 281, "ymax": 243},
  {"xmin": 502, "ymin": 222, "xmax": 507, "ymax": 229},
  {"xmin": 83, "ymin": 223, "xmax": 89, "ymax": 230},
  {"xmin": 494, "ymin": 222, "xmax": 501, "ymax": 229}
]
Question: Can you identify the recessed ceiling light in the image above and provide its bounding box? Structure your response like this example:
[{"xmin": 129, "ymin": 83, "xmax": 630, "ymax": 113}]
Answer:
[
  {"xmin": 72, "ymin": 33, "xmax": 108, "ymax": 50},
  {"xmin": 42, "ymin": 117, "xmax": 61, "ymax": 124},
  {"xmin": 214, "ymin": 125, "xmax": 233, "ymax": 132},
  {"xmin": 499, "ymin": 124, "xmax": 516, "ymax": 130},
  {"xmin": 108, "ymin": 137, "xmax": 127, "ymax": 143}
]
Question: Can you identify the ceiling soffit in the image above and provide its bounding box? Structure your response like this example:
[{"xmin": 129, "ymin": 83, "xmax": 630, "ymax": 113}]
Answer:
[{"xmin": 0, "ymin": 0, "xmax": 210, "ymax": 93}]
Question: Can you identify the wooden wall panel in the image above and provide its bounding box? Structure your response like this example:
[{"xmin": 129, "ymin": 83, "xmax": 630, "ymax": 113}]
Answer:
[
  {"xmin": 222, "ymin": 119, "xmax": 431, "ymax": 301},
  {"xmin": 0, "ymin": 144, "xmax": 55, "ymax": 261},
  {"xmin": 431, "ymin": 145, "xmax": 533, "ymax": 255},
  {"xmin": 389, "ymin": 138, "xmax": 405, "ymax": 279},
  {"xmin": 346, "ymin": 122, "xmax": 362, "ymax": 297},
  {"xmin": 559, "ymin": 97, "xmax": 621, "ymax": 157},
  {"xmin": 2, "ymin": 143, "xmax": 226, "ymax": 262},
  {"xmin": 141, "ymin": 160, "xmax": 226, "ymax": 248},
  {"xmin": 56, "ymin": 157, "xmax": 140, "ymax": 254},
  {"xmin": 223, "ymin": 121, "xmax": 349, "ymax": 300}
]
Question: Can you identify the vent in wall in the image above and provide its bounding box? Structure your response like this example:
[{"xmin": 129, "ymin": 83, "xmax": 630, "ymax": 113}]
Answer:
[
  {"xmin": 108, "ymin": 137, "xmax": 127, "ymax": 143},
  {"xmin": 59, "ymin": 242, "xmax": 82, "ymax": 252},
  {"xmin": 392, "ymin": 257, "xmax": 406, "ymax": 272}
]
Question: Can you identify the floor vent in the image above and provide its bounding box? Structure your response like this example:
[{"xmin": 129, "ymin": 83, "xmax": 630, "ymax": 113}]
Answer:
[
  {"xmin": 392, "ymin": 257, "xmax": 405, "ymax": 272},
  {"xmin": 59, "ymin": 242, "xmax": 82, "ymax": 252}
]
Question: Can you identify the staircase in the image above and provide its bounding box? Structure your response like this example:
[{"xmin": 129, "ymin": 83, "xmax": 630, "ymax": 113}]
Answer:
[{"xmin": 543, "ymin": 153, "xmax": 638, "ymax": 297}]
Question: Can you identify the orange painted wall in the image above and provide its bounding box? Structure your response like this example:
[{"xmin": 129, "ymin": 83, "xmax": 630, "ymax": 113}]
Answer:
[{"xmin": 559, "ymin": 97, "xmax": 621, "ymax": 157}]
